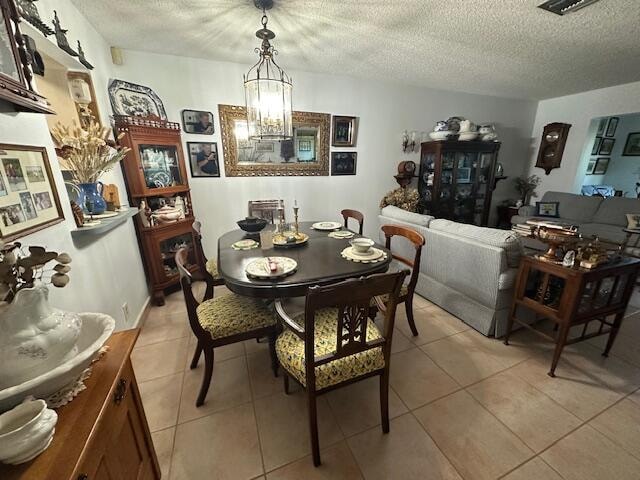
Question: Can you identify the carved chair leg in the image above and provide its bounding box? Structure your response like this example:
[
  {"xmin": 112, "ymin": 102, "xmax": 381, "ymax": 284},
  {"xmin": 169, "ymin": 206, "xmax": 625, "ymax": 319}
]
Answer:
[
  {"xmin": 405, "ymin": 298, "xmax": 419, "ymax": 337},
  {"xmin": 190, "ymin": 341, "xmax": 203, "ymax": 370},
  {"xmin": 196, "ymin": 346, "xmax": 214, "ymax": 407},
  {"xmin": 268, "ymin": 331, "xmax": 279, "ymax": 377},
  {"xmin": 307, "ymin": 390, "xmax": 321, "ymax": 466},
  {"xmin": 380, "ymin": 370, "xmax": 390, "ymax": 434},
  {"xmin": 283, "ymin": 371, "xmax": 290, "ymax": 395}
]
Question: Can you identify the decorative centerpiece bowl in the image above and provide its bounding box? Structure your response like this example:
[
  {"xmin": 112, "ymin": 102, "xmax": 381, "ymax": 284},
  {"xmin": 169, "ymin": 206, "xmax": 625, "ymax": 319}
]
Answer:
[
  {"xmin": 237, "ymin": 217, "xmax": 268, "ymax": 233},
  {"xmin": 535, "ymin": 227, "xmax": 579, "ymax": 264},
  {"xmin": 0, "ymin": 399, "xmax": 57, "ymax": 464}
]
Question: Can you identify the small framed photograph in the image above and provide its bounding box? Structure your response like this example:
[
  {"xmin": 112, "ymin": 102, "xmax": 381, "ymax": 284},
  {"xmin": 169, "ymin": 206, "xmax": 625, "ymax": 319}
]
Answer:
[
  {"xmin": 535, "ymin": 201, "xmax": 559, "ymax": 218},
  {"xmin": 586, "ymin": 158, "xmax": 596, "ymax": 174},
  {"xmin": 591, "ymin": 136, "xmax": 602, "ymax": 155},
  {"xmin": 0, "ymin": 144, "xmax": 64, "ymax": 240},
  {"xmin": 596, "ymin": 118, "xmax": 607, "ymax": 136},
  {"xmin": 331, "ymin": 152, "xmax": 357, "ymax": 175},
  {"xmin": 332, "ymin": 116, "xmax": 357, "ymax": 147},
  {"xmin": 456, "ymin": 167, "xmax": 471, "ymax": 183},
  {"xmin": 593, "ymin": 157, "xmax": 610, "ymax": 175},
  {"xmin": 187, "ymin": 142, "xmax": 220, "ymax": 177},
  {"xmin": 605, "ymin": 117, "xmax": 619, "ymax": 137},
  {"xmin": 622, "ymin": 132, "xmax": 640, "ymax": 156},
  {"xmin": 181, "ymin": 109, "xmax": 214, "ymax": 134},
  {"xmin": 598, "ymin": 137, "xmax": 615, "ymax": 155}
]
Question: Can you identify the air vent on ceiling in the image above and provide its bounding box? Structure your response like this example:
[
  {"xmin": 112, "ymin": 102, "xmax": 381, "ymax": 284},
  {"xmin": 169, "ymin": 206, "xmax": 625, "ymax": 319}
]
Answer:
[{"xmin": 538, "ymin": 0, "xmax": 601, "ymax": 15}]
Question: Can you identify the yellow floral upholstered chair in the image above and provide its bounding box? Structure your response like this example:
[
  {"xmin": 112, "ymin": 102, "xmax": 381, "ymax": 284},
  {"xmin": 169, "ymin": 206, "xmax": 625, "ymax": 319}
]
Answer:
[
  {"xmin": 175, "ymin": 248, "xmax": 278, "ymax": 407},
  {"xmin": 275, "ymin": 270, "xmax": 408, "ymax": 467}
]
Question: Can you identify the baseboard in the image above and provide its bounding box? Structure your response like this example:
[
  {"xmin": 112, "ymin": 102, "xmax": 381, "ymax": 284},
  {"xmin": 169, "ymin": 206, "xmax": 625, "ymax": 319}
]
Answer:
[{"xmin": 133, "ymin": 296, "xmax": 151, "ymax": 329}]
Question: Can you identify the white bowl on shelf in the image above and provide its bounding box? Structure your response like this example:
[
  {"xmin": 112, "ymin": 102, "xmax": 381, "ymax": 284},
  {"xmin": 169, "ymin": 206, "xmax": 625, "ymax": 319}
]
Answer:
[
  {"xmin": 429, "ymin": 131, "xmax": 453, "ymax": 141},
  {"xmin": 458, "ymin": 132, "xmax": 479, "ymax": 141}
]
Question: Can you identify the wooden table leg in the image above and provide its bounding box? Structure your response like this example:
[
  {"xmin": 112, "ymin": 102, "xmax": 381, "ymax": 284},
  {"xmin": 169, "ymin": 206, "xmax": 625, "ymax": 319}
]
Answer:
[
  {"xmin": 603, "ymin": 312, "xmax": 624, "ymax": 357},
  {"xmin": 549, "ymin": 323, "xmax": 570, "ymax": 377},
  {"xmin": 504, "ymin": 302, "xmax": 517, "ymax": 345}
]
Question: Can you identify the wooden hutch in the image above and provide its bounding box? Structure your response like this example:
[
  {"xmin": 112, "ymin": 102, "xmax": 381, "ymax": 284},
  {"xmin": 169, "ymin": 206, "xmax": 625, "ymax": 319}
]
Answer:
[
  {"xmin": 115, "ymin": 115, "xmax": 197, "ymax": 305},
  {"xmin": 418, "ymin": 140, "xmax": 502, "ymax": 226}
]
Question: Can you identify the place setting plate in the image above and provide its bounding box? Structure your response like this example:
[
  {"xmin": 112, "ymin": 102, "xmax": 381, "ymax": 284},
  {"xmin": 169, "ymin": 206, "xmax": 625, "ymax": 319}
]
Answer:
[
  {"xmin": 273, "ymin": 232, "xmax": 310, "ymax": 248},
  {"xmin": 311, "ymin": 221, "xmax": 342, "ymax": 231},
  {"xmin": 328, "ymin": 230, "xmax": 355, "ymax": 239},
  {"xmin": 232, "ymin": 239, "xmax": 259, "ymax": 250},
  {"xmin": 245, "ymin": 257, "xmax": 298, "ymax": 279},
  {"xmin": 341, "ymin": 247, "xmax": 387, "ymax": 263}
]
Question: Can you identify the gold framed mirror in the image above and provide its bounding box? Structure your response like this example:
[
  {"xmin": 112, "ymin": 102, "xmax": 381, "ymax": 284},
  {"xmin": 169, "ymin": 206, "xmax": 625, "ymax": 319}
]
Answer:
[{"xmin": 218, "ymin": 104, "xmax": 330, "ymax": 176}]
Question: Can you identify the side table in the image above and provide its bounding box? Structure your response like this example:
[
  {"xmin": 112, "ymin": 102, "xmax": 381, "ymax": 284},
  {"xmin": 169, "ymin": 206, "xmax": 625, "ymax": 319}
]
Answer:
[
  {"xmin": 504, "ymin": 255, "xmax": 640, "ymax": 377},
  {"xmin": 496, "ymin": 205, "xmax": 520, "ymax": 229}
]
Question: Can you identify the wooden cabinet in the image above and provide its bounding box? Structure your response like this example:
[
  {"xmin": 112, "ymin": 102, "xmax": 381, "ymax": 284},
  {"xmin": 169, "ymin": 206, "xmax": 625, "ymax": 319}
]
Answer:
[
  {"xmin": 0, "ymin": 330, "xmax": 160, "ymax": 480},
  {"xmin": 418, "ymin": 140, "xmax": 502, "ymax": 226},
  {"xmin": 115, "ymin": 115, "xmax": 198, "ymax": 305}
]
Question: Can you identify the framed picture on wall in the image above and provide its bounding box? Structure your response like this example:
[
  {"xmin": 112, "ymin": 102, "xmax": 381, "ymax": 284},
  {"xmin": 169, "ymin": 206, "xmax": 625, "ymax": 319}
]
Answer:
[
  {"xmin": 0, "ymin": 144, "xmax": 64, "ymax": 240},
  {"xmin": 593, "ymin": 157, "xmax": 610, "ymax": 175},
  {"xmin": 596, "ymin": 118, "xmax": 607, "ymax": 136},
  {"xmin": 622, "ymin": 132, "xmax": 640, "ymax": 156},
  {"xmin": 605, "ymin": 117, "xmax": 619, "ymax": 137},
  {"xmin": 598, "ymin": 137, "xmax": 615, "ymax": 155},
  {"xmin": 586, "ymin": 158, "xmax": 596, "ymax": 174},
  {"xmin": 591, "ymin": 136, "xmax": 602, "ymax": 155},
  {"xmin": 331, "ymin": 152, "xmax": 357, "ymax": 175},
  {"xmin": 187, "ymin": 142, "xmax": 220, "ymax": 177},
  {"xmin": 332, "ymin": 116, "xmax": 358, "ymax": 147},
  {"xmin": 181, "ymin": 109, "xmax": 214, "ymax": 134}
]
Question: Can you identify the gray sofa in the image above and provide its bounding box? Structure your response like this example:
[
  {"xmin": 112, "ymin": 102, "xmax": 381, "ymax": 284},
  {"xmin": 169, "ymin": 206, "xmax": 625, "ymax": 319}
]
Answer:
[
  {"xmin": 511, "ymin": 191, "xmax": 640, "ymax": 250},
  {"xmin": 378, "ymin": 206, "xmax": 523, "ymax": 337}
]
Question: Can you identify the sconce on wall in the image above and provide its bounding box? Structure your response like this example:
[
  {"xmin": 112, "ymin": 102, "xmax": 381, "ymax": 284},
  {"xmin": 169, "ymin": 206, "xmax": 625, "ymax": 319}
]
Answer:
[{"xmin": 402, "ymin": 130, "xmax": 426, "ymax": 154}]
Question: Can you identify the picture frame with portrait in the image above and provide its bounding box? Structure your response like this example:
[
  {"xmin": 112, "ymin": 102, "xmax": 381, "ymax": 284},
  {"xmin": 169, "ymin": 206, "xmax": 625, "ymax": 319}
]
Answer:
[
  {"xmin": 0, "ymin": 144, "xmax": 64, "ymax": 240},
  {"xmin": 187, "ymin": 141, "xmax": 220, "ymax": 177},
  {"xmin": 598, "ymin": 137, "xmax": 615, "ymax": 155},
  {"xmin": 623, "ymin": 132, "xmax": 640, "ymax": 156},
  {"xmin": 181, "ymin": 109, "xmax": 214, "ymax": 135},
  {"xmin": 593, "ymin": 157, "xmax": 610, "ymax": 175},
  {"xmin": 332, "ymin": 116, "xmax": 358, "ymax": 147},
  {"xmin": 331, "ymin": 152, "xmax": 357, "ymax": 176}
]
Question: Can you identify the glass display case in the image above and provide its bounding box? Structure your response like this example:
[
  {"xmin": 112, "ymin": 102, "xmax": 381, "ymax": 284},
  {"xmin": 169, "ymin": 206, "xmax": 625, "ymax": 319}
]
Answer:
[
  {"xmin": 418, "ymin": 141, "xmax": 501, "ymax": 226},
  {"xmin": 139, "ymin": 145, "xmax": 183, "ymax": 188}
]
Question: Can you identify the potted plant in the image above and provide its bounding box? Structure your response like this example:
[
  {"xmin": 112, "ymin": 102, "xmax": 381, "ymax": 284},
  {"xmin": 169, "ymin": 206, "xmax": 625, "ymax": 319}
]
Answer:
[
  {"xmin": 514, "ymin": 174, "xmax": 541, "ymax": 206},
  {"xmin": 51, "ymin": 120, "xmax": 130, "ymax": 215},
  {"xmin": 0, "ymin": 243, "xmax": 79, "ymax": 389}
]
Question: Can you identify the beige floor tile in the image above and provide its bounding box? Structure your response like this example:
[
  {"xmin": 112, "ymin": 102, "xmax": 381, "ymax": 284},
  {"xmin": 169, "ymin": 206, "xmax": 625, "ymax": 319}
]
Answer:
[
  {"xmin": 389, "ymin": 328, "xmax": 414, "ymax": 354},
  {"xmin": 184, "ymin": 340, "xmax": 245, "ymax": 370},
  {"xmin": 413, "ymin": 294, "xmax": 436, "ymax": 310},
  {"xmin": 414, "ymin": 390, "xmax": 533, "ymax": 480},
  {"xmin": 396, "ymin": 308, "xmax": 469, "ymax": 346},
  {"xmin": 389, "ymin": 348, "xmax": 459, "ymax": 409},
  {"xmin": 245, "ymin": 337, "xmax": 270, "ymax": 355},
  {"xmin": 142, "ymin": 308, "xmax": 188, "ymax": 330},
  {"xmin": 132, "ymin": 337, "xmax": 189, "ymax": 383},
  {"xmin": 247, "ymin": 349, "xmax": 282, "ymax": 400},
  {"xmin": 502, "ymin": 457, "xmax": 563, "ymax": 480},
  {"xmin": 151, "ymin": 427, "xmax": 175, "ymax": 479},
  {"xmin": 588, "ymin": 314, "xmax": 640, "ymax": 367},
  {"xmin": 509, "ymin": 355, "xmax": 623, "ymax": 420},
  {"xmin": 325, "ymin": 376, "xmax": 408, "ymax": 437},
  {"xmin": 137, "ymin": 322, "xmax": 190, "ymax": 348},
  {"xmin": 590, "ymin": 398, "xmax": 640, "ymax": 459},
  {"xmin": 266, "ymin": 441, "xmax": 363, "ymax": 479},
  {"xmin": 178, "ymin": 355, "xmax": 252, "ymax": 424},
  {"xmin": 542, "ymin": 424, "xmax": 640, "ymax": 480},
  {"xmin": 139, "ymin": 373, "xmax": 183, "ymax": 432},
  {"xmin": 170, "ymin": 403, "xmax": 263, "ymax": 480},
  {"xmin": 420, "ymin": 330, "xmax": 529, "ymax": 387},
  {"xmin": 630, "ymin": 388, "xmax": 640, "ymax": 405},
  {"xmin": 347, "ymin": 413, "xmax": 461, "ymax": 480},
  {"xmin": 467, "ymin": 370, "xmax": 582, "ymax": 453},
  {"xmin": 254, "ymin": 390, "xmax": 344, "ymax": 472}
]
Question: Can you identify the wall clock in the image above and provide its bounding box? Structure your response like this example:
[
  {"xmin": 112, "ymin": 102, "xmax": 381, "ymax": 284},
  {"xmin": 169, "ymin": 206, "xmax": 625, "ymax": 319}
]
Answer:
[{"xmin": 535, "ymin": 123, "xmax": 571, "ymax": 175}]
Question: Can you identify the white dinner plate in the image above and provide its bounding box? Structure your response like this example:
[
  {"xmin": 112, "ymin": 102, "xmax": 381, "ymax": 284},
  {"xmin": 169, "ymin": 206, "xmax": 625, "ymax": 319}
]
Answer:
[
  {"xmin": 245, "ymin": 257, "xmax": 297, "ymax": 279},
  {"xmin": 312, "ymin": 221, "xmax": 342, "ymax": 231}
]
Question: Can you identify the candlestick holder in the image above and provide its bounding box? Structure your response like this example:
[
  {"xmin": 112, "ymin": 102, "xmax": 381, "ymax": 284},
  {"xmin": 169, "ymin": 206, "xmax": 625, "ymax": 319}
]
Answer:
[{"xmin": 293, "ymin": 206, "xmax": 299, "ymax": 234}]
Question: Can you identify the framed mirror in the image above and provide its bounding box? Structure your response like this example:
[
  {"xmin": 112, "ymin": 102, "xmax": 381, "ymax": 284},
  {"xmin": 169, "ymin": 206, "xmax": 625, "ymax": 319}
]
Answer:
[{"xmin": 219, "ymin": 104, "xmax": 330, "ymax": 176}]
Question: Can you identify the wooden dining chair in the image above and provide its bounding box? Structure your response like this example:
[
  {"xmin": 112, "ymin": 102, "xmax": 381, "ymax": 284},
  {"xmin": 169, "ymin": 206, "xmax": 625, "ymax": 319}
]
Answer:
[
  {"xmin": 275, "ymin": 270, "xmax": 408, "ymax": 466},
  {"xmin": 175, "ymin": 247, "xmax": 279, "ymax": 407},
  {"xmin": 192, "ymin": 221, "xmax": 224, "ymax": 286},
  {"xmin": 372, "ymin": 225, "xmax": 426, "ymax": 337},
  {"xmin": 341, "ymin": 209, "xmax": 364, "ymax": 235}
]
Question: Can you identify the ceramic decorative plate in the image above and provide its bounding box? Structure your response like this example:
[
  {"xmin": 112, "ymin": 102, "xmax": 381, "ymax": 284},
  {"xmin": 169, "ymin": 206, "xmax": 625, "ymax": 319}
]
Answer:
[
  {"xmin": 341, "ymin": 247, "xmax": 386, "ymax": 263},
  {"xmin": 312, "ymin": 221, "xmax": 342, "ymax": 231},
  {"xmin": 108, "ymin": 79, "xmax": 167, "ymax": 120},
  {"xmin": 328, "ymin": 231, "xmax": 354, "ymax": 239},
  {"xmin": 233, "ymin": 239, "xmax": 258, "ymax": 249},
  {"xmin": 273, "ymin": 233, "xmax": 309, "ymax": 247},
  {"xmin": 245, "ymin": 257, "xmax": 297, "ymax": 279},
  {"xmin": 84, "ymin": 211, "xmax": 118, "ymax": 219}
]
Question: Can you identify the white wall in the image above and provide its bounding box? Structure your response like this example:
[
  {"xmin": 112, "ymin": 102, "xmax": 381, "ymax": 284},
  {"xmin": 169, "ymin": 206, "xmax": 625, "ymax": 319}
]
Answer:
[
  {"xmin": 113, "ymin": 50, "xmax": 537, "ymax": 252},
  {"xmin": 526, "ymin": 80, "xmax": 640, "ymax": 197},
  {"xmin": 0, "ymin": 0, "xmax": 148, "ymax": 330}
]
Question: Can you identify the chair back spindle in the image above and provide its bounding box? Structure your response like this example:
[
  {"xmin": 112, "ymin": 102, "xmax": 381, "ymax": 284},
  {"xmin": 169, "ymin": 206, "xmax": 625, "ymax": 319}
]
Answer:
[{"xmin": 341, "ymin": 209, "xmax": 364, "ymax": 235}]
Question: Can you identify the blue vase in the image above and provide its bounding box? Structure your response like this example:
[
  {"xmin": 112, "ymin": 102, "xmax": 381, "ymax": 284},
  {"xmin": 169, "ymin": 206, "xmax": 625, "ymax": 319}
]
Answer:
[{"xmin": 78, "ymin": 182, "xmax": 107, "ymax": 215}]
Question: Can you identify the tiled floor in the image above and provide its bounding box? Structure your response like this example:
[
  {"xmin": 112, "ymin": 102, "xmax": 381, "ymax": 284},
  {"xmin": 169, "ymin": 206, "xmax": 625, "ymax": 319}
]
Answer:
[{"xmin": 133, "ymin": 287, "xmax": 640, "ymax": 479}]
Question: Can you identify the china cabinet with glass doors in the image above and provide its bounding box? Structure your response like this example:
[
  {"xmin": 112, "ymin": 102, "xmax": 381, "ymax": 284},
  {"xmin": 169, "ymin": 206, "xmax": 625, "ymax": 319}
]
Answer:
[{"xmin": 418, "ymin": 140, "xmax": 502, "ymax": 226}]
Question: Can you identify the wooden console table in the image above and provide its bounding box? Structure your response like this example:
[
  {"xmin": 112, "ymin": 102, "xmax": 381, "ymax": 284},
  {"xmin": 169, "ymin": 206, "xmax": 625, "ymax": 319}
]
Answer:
[
  {"xmin": 504, "ymin": 256, "xmax": 640, "ymax": 377},
  {"xmin": 0, "ymin": 329, "xmax": 160, "ymax": 480}
]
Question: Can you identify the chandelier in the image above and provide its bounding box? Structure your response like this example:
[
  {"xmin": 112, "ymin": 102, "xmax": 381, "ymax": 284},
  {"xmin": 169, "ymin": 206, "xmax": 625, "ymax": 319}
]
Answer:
[{"xmin": 243, "ymin": 0, "xmax": 293, "ymax": 140}]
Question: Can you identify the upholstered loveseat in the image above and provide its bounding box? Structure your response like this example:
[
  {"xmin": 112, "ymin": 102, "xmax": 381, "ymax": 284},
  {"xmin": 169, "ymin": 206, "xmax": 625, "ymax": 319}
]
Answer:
[{"xmin": 378, "ymin": 206, "xmax": 523, "ymax": 337}]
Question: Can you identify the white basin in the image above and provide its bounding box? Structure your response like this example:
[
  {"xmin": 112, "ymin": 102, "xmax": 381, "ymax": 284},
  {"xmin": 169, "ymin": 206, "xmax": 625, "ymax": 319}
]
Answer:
[{"xmin": 0, "ymin": 313, "xmax": 115, "ymax": 413}]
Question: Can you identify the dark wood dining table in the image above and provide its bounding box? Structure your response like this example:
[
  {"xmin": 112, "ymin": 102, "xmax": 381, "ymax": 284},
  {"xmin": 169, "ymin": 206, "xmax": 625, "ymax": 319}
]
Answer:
[{"xmin": 218, "ymin": 221, "xmax": 392, "ymax": 298}]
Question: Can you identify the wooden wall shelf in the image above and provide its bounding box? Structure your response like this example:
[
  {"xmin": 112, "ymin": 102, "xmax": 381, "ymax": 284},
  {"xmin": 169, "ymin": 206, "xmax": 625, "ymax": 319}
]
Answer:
[{"xmin": 70, "ymin": 208, "xmax": 138, "ymax": 240}]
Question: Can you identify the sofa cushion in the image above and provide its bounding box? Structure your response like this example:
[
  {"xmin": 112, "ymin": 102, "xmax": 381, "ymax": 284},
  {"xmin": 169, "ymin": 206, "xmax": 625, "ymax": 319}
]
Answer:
[
  {"xmin": 540, "ymin": 191, "xmax": 603, "ymax": 223},
  {"xmin": 579, "ymin": 223, "xmax": 626, "ymax": 244},
  {"xmin": 429, "ymin": 219, "xmax": 523, "ymax": 267},
  {"xmin": 380, "ymin": 206, "xmax": 433, "ymax": 227},
  {"xmin": 591, "ymin": 196, "xmax": 640, "ymax": 227}
]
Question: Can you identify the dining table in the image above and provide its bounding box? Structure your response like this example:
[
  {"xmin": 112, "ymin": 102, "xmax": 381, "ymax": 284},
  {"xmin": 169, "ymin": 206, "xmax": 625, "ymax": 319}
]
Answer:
[{"xmin": 217, "ymin": 221, "xmax": 393, "ymax": 299}]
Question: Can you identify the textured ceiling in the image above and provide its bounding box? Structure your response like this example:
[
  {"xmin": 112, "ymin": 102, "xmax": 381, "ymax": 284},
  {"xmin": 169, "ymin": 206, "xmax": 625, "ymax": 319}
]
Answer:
[{"xmin": 70, "ymin": 0, "xmax": 640, "ymax": 100}]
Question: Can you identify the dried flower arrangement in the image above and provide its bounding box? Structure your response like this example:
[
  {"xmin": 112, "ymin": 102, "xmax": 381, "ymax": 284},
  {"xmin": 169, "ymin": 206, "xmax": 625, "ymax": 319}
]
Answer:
[
  {"xmin": 0, "ymin": 243, "xmax": 71, "ymax": 303},
  {"xmin": 380, "ymin": 187, "xmax": 420, "ymax": 212},
  {"xmin": 51, "ymin": 120, "xmax": 130, "ymax": 184}
]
